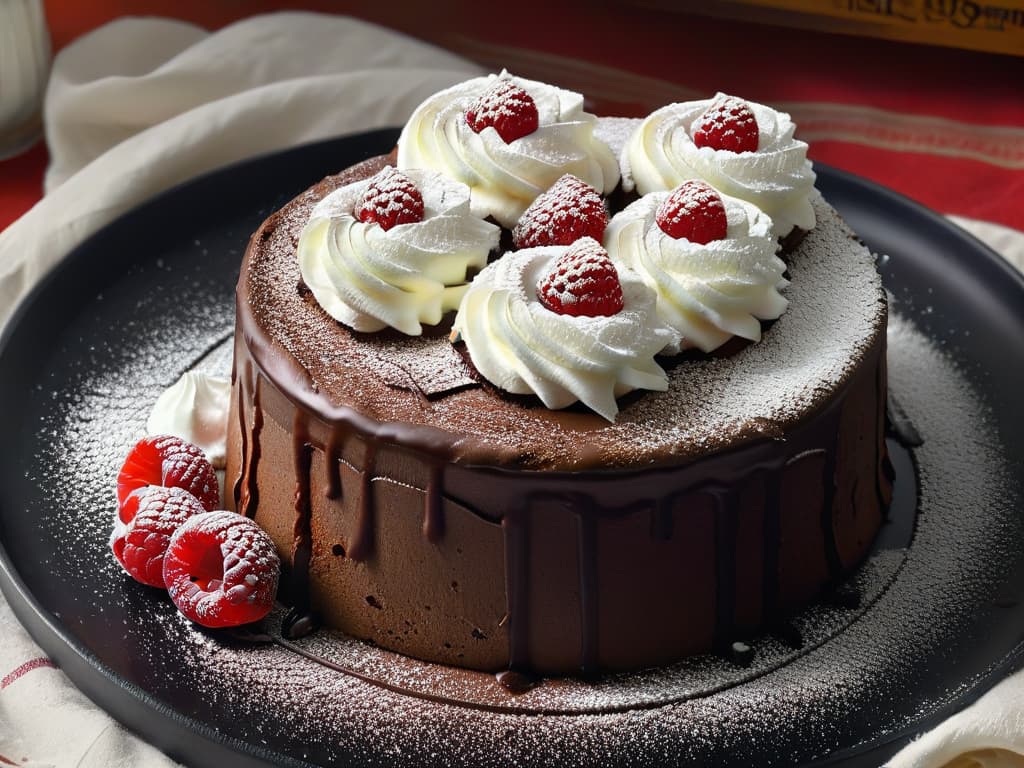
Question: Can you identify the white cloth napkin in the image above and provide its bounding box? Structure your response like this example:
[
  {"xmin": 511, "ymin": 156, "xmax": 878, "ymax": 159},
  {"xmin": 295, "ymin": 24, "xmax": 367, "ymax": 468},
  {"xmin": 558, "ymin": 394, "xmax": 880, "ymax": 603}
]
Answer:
[
  {"xmin": 0, "ymin": 11, "xmax": 1022, "ymax": 768},
  {"xmin": 0, "ymin": 12, "xmax": 481, "ymax": 331}
]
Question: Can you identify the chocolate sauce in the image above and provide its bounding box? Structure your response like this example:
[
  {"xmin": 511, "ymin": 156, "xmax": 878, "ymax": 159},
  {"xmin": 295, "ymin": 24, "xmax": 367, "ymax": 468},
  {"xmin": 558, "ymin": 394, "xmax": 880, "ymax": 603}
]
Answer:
[
  {"xmin": 772, "ymin": 620, "xmax": 804, "ymax": 650},
  {"xmin": 728, "ymin": 640, "xmax": 756, "ymax": 667},
  {"xmin": 233, "ymin": 360, "xmax": 264, "ymax": 519},
  {"xmin": 231, "ymin": 362, "xmax": 248, "ymax": 512},
  {"xmin": 822, "ymin": 435, "xmax": 843, "ymax": 582},
  {"xmin": 243, "ymin": 375, "xmax": 263, "ymax": 518},
  {"xmin": 495, "ymin": 669, "xmax": 542, "ymax": 695},
  {"xmin": 762, "ymin": 472, "xmax": 783, "ymax": 622},
  {"xmin": 649, "ymin": 497, "xmax": 674, "ymax": 541},
  {"xmin": 502, "ymin": 510, "xmax": 531, "ymax": 671},
  {"xmin": 576, "ymin": 507, "xmax": 599, "ymax": 674},
  {"xmin": 282, "ymin": 607, "xmax": 317, "ymax": 640},
  {"xmin": 829, "ymin": 585, "xmax": 863, "ymax": 610},
  {"xmin": 887, "ymin": 391, "xmax": 924, "ymax": 448},
  {"xmin": 291, "ymin": 413, "xmax": 313, "ymax": 616},
  {"xmin": 324, "ymin": 429, "xmax": 343, "ymax": 500},
  {"xmin": 423, "ymin": 463, "xmax": 445, "ymax": 543},
  {"xmin": 348, "ymin": 442, "xmax": 376, "ymax": 562},
  {"xmin": 713, "ymin": 487, "xmax": 740, "ymax": 649}
]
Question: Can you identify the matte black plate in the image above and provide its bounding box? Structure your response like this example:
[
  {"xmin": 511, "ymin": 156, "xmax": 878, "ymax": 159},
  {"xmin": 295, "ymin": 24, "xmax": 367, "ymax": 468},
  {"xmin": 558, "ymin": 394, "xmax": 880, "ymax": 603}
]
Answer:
[{"xmin": 1, "ymin": 129, "xmax": 1023, "ymax": 768}]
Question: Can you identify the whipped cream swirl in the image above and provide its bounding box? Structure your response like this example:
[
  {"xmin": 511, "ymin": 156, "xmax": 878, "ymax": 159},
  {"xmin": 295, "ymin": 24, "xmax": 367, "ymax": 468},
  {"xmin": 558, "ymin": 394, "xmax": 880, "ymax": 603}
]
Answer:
[
  {"xmin": 453, "ymin": 246, "xmax": 673, "ymax": 421},
  {"xmin": 397, "ymin": 72, "xmax": 620, "ymax": 228},
  {"xmin": 606, "ymin": 190, "xmax": 788, "ymax": 354},
  {"xmin": 623, "ymin": 94, "xmax": 816, "ymax": 237},
  {"xmin": 146, "ymin": 371, "xmax": 231, "ymax": 468},
  {"xmin": 298, "ymin": 169, "xmax": 500, "ymax": 335}
]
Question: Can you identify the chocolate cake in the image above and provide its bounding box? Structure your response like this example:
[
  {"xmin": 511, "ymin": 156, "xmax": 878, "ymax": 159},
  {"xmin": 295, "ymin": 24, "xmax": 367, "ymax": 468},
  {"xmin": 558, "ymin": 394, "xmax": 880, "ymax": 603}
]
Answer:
[{"xmin": 226, "ymin": 76, "xmax": 891, "ymax": 676}]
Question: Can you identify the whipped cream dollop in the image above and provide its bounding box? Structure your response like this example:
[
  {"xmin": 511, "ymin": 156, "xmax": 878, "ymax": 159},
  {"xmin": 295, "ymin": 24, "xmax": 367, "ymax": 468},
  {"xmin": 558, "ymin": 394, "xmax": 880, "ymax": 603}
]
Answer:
[
  {"xmin": 623, "ymin": 94, "xmax": 816, "ymax": 237},
  {"xmin": 298, "ymin": 169, "xmax": 500, "ymax": 335},
  {"xmin": 606, "ymin": 190, "xmax": 788, "ymax": 354},
  {"xmin": 453, "ymin": 246, "xmax": 673, "ymax": 421},
  {"xmin": 146, "ymin": 371, "xmax": 231, "ymax": 468},
  {"xmin": 397, "ymin": 72, "xmax": 620, "ymax": 229}
]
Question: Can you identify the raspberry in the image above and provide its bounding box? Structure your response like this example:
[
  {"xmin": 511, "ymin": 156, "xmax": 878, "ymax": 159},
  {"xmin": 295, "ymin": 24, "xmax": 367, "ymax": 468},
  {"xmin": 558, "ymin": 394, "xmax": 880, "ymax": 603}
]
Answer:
[
  {"xmin": 465, "ymin": 80, "xmax": 539, "ymax": 143},
  {"xmin": 110, "ymin": 486, "xmax": 206, "ymax": 588},
  {"xmin": 354, "ymin": 167, "xmax": 425, "ymax": 231},
  {"xmin": 163, "ymin": 511, "xmax": 280, "ymax": 629},
  {"xmin": 513, "ymin": 174, "xmax": 608, "ymax": 249},
  {"xmin": 655, "ymin": 180, "xmax": 729, "ymax": 244},
  {"xmin": 116, "ymin": 435, "xmax": 219, "ymax": 520},
  {"xmin": 692, "ymin": 95, "xmax": 759, "ymax": 153},
  {"xmin": 536, "ymin": 237, "xmax": 624, "ymax": 317}
]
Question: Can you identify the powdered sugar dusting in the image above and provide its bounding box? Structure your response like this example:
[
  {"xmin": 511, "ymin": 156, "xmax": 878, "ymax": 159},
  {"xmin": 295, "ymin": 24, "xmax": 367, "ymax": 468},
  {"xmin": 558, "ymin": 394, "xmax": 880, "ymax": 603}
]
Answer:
[
  {"xmin": 355, "ymin": 167, "xmax": 425, "ymax": 231},
  {"xmin": 252, "ymin": 191, "xmax": 885, "ymax": 469},
  {"xmin": 11, "ymin": 217, "xmax": 1023, "ymax": 765}
]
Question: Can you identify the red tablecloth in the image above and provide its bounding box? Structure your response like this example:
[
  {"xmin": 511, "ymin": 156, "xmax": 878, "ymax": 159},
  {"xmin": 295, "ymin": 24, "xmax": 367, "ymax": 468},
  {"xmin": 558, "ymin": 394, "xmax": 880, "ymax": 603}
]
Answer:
[{"xmin": 3, "ymin": 3, "xmax": 1022, "ymax": 230}]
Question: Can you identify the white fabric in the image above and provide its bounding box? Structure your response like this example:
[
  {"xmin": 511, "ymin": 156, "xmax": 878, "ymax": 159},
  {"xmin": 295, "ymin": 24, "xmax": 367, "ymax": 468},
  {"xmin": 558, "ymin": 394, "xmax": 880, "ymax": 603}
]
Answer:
[
  {"xmin": 0, "ymin": 12, "xmax": 481, "ymax": 330},
  {"xmin": 0, "ymin": 12, "xmax": 1022, "ymax": 768}
]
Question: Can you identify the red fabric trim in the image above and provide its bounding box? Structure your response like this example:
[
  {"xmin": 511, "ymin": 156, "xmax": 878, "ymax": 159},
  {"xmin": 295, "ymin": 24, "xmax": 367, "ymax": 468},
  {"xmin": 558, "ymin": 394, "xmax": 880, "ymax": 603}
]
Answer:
[{"xmin": 1, "ymin": 657, "xmax": 56, "ymax": 690}]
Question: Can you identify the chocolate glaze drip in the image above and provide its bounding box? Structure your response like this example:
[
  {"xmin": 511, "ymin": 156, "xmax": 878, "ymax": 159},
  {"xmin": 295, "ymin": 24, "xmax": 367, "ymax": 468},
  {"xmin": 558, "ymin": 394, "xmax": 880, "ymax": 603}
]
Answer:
[
  {"xmin": 233, "ymin": 361, "xmax": 264, "ymax": 519},
  {"xmin": 762, "ymin": 472, "xmax": 783, "ymax": 622},
  {"xmin": 423, "ymin": 463, "xmax": 445, "ymax": 543},
  {"xmin": 877, "ymin": 357, "xmax": 898, "ymax": 510},
  {"xmin": 282, "ymin": 607, "xmax": 317, "ymax": 640},
  {"xmin": 887, "ymin": 391, "xmax": 924, "ymax": 448},
  {"xmin": 243, "ymin": 373, "xmax": 263, "ymax": 519},
  {"xmin": 713, "ymin": 487, "xmax": 740, "ymax": 650},
  {"xmin": 231, "ymin": 361, "xmax": 248, "ymax": 512},
  {"xmin": 503, "ymin": 510, "xmax": 531, "ymax": 671},
  {"xmin": 495, "ymin": 669, "xmax": 542, "ymax": 695},
  {"xmin": 576, "ymin": 506, "xmax": 599, "ymax": 674},
  {"xmin": 650, "ymin": 497, "xmax": 674, "ymax": 541},
  {"xmin": 348, "ymin": 442, "xmax": 376, "ymax": 562},
  {"xmin": 292, "ymin": 412, "xmax": 314, "ymax": 616},
  {"xmin": 324, "ymin": 429, "xmax": 343, "ymax": 500},
  {"xmin": 772, "ymin": 620, "xmax": 805, "ymax": 650},
  {"xmin": 822, "ymin": 435, "xmax": 843, "ymax": 583},
  {"xmin": 728, "ymin": 640, "xmax": 755, "ymax": 668}
]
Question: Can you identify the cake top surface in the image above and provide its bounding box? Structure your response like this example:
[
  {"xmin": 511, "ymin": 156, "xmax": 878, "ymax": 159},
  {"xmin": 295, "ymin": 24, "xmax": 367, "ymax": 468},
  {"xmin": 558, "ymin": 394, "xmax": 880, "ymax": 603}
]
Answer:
[{"xmin": 239, "ymin": 153, "xmax": 886, "ymax": 472}]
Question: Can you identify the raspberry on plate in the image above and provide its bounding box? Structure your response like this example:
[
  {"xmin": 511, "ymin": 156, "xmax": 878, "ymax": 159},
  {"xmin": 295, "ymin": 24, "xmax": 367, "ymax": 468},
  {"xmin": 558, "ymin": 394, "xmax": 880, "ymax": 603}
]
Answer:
[
  {"xmin": 465, "ymin": 80, "xmax": 539, "ymax": 143},
  {"xmin": 116, "ymin": 434, "xmax": 219, "ymax": 519},
  {"xmin": 655, "ymin": 180, "xmax": 729, "ymax": 244},
  {"xmin": 692, "ymin": 95, "xmax": 759, "ymax": 153},
  {"xmin": 163, "ymin": 510, "xmax": 280, "ymax": 629},
  {"xmin": 513, "ymin": 174, "xmax": 608, "ymax": 249},
  {"xmin": 355, "ymin": 167, "xmax": 425, "ymax": 231},
  {"xmin": 110, "ymin": 485, "xmax": 206, "ymax": 588},
  {"xmin": 536, "ymin": 237, "xmax": 624, "ymax": 318}
]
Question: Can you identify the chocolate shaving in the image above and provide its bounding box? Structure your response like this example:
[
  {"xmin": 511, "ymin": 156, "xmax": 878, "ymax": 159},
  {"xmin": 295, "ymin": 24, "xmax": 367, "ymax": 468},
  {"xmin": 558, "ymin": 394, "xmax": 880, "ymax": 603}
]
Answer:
[{"xmin": 372, "ymin": 337, "xmax": 479, "ymax": 400}]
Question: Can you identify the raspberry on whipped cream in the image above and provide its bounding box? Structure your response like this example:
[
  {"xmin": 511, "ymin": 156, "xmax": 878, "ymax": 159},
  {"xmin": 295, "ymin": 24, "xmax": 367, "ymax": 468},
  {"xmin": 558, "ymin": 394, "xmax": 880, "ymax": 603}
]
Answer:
[
  {"xmin": 605, "ymin": 184, "xmax": 789, "ymax": 353},
  {"xmin": 396, "ymin": 72, "xmax": 620, "ymax": 229},
  {"xmin": 452, "ymin": 241, "xmax": 674, "ymax": 421},
  {"xmin": 622, "ymin": 93, "xmax": 816, "ymax": 237},
  {"xmin": 298, "ymin": 168, "xmax": 500, "ymax": 336}
]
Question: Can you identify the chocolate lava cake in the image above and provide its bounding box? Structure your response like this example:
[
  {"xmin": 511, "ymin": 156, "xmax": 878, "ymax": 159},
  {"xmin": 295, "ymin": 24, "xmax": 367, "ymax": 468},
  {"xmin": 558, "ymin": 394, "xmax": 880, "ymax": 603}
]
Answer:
[{"xmin": 226, "ymin": 76, "xmax": 890, "ymax": 676}]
